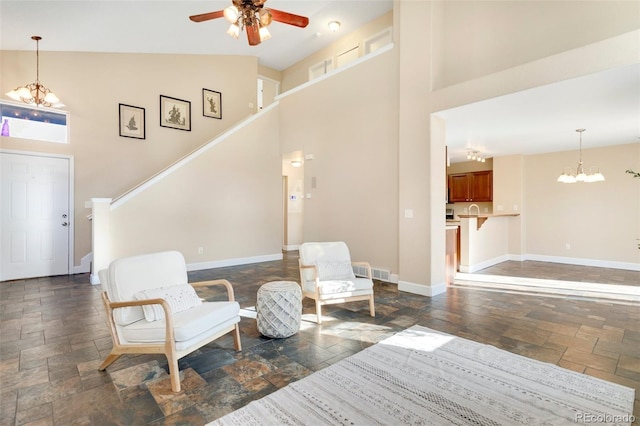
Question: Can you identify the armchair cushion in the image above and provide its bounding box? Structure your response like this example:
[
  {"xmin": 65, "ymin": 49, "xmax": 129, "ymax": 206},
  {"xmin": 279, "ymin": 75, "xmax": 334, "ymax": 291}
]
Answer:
[
  {"xmin": 104, "ymin": 251, "xmax": 189, "ymax": 326},
  {"xmin": 134, "ymin": 284, "xmax": 202, "ymax": 322},
  {"xmin": 122, "ymin": 301, "xmax": 240, "ymax": 350}
]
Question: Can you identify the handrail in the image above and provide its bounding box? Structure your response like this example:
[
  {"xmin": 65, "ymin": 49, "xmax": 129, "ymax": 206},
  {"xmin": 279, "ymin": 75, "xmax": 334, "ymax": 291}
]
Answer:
[
  {"xmin": 88, "ymin": 43, "xmax": 395, "ymax": 216},
  {"xmin": 110, "ymin": 102, "xmax": 279, "ymax": 210}
]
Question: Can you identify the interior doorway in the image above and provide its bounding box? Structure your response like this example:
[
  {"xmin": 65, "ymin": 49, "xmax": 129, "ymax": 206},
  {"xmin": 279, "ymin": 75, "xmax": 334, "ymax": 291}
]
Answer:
[
  {"xmin": 257, "ymin": 76, "xmax": 280, "ymax": 110},
  {"xmin": 0, "ymin": 151, "xmax": 72, "ymax": 281}
]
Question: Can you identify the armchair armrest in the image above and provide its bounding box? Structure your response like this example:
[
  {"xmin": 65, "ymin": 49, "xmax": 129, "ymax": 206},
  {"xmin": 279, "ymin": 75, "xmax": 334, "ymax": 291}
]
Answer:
[
  {"xmin": 351, "ymin": 261, "xmax": 373, "ymax": 279},
  {"xmin": 191, "ymin": 279, "xmax": 236, "ymax": 302},
  {"xmin": 299, "ymin": 263, "xmax": 321, "ymax": 297},
  {"xmin": 101, "ymin": 292, "xmax": 176, "ymax": 345},
  {"xmin": 299, "ymin": 263, "xmax": 319, "ymax": 279}
]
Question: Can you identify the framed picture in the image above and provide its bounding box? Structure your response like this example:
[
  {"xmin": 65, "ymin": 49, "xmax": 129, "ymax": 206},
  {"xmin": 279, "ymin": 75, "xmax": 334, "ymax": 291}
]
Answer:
[
  {"xmin": 160, "ymin": 95, "xmax": 191, "ymax": 131},
  {"xmin": 118, "ymin": 104, "xmax": 145, "ymax": 139},
  {"xmin": 202, "ymin": 88, "xmax": 222, "ymax": 119}
]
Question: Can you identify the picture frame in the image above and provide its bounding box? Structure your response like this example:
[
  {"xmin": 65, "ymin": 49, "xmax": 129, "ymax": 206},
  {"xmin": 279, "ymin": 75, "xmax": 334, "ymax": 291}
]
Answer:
[
  {"xmin": 118, "ymin": 103, "xmax": 145, "ymax": 139},
  {"xmin": 202, "ymin": 88, "xmax": 222, "ymax": 119},
  {"xmin": 160, "ymin": 95, "xmax": 191, "ymax": 131}
]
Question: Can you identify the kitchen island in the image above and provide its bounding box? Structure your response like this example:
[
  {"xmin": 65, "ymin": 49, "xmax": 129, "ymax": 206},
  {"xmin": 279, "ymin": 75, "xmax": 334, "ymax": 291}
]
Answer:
[{"xmin": 457, "ymin": 214, "xmax": 520, "ymax": 273}]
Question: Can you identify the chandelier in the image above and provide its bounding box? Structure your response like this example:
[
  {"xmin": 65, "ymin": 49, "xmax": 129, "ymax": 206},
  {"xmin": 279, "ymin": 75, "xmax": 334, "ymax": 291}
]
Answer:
[
  {"xmin": 224, "ymin": 0, "xmax": 273, "ymax": 43},
  {"xmin": 466, "ymin": 151, "xmax": 486, "ymax": 162},
  {"xmin": 557, "ymin": 129, "xmax": 605, "ymax": 183},
  {"xmin": 6, "ymin": 36, "xmax": 64, "ymax": 108}
]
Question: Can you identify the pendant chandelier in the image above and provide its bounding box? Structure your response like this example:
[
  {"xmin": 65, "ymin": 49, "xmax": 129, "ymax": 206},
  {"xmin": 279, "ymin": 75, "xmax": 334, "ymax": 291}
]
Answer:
[
  {"xmin": 557, "ymin": 129, "xmax": 605, "ymax": 183},
  {"xmin": 6, "ymin": 36, "xmax": 64, "ymax": 108}
]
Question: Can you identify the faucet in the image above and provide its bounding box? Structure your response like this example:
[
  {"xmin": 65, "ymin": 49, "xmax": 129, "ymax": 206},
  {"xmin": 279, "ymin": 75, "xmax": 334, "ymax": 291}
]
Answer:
[{"xmin": 468, "ymin": 204, "xmax": 480, "ymax": 216}]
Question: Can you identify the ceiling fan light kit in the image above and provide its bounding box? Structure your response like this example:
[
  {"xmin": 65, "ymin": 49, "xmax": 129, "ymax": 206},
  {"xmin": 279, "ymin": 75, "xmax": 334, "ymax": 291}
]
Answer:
[
  {"xmin": 5, "ymin": 36, "xmax": 64, "ymax": 108},
  {"xmin": 557, "ymin": 129, "xmax": 605, "ymax": 183},
  {"xmin": 190, "ymin": 0, "xmax": 309, "ymax": 46}
]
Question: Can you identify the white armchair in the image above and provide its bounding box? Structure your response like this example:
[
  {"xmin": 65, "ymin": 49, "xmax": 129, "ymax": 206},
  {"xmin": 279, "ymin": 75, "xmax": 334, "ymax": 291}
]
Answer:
[
  {"xmin": 98, "ymin": 251, "xmax": 241, "ymax": 392},
  {"xmin": 299, "ymin": 241, "xmax": 375, "ymax": 324}
]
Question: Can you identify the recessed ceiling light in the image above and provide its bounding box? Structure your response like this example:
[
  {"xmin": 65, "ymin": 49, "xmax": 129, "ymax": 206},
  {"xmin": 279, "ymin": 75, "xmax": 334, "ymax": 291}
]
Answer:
[{"xmin": 328, "ymin": 21, "xmax": 341, "ymax": 32}]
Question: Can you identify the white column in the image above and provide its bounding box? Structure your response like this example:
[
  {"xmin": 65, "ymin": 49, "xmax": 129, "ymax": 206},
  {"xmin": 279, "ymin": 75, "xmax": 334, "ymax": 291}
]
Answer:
[{"xmin": 90, "ymin": 198, "xmax": 112, "ymax": 285}]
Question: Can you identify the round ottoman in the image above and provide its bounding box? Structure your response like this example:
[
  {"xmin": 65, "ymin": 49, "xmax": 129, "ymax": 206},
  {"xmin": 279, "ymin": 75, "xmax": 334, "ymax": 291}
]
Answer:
[{"xmin": 256, "ymin": 281, "xmax": 302, "ymax": 338}]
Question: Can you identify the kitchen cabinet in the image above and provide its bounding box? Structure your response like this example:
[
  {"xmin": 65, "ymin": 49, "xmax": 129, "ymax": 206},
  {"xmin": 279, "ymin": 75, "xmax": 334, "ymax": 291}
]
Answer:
[{"xmin": 448, "ymin": 170, "xmax": 493, "ymax": 202}]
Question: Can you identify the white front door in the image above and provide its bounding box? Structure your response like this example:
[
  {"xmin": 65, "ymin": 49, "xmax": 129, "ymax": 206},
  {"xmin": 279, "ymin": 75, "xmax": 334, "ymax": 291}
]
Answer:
[{"xmin": 1, "ymin": 152, "xmax": 70, "ymax": 281}]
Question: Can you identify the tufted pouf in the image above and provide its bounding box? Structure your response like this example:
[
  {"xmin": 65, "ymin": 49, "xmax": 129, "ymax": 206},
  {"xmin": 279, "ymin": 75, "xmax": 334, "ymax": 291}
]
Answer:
[{"xmin": 256, "ymin": 281, "xmax": 302, "ymax": 338}]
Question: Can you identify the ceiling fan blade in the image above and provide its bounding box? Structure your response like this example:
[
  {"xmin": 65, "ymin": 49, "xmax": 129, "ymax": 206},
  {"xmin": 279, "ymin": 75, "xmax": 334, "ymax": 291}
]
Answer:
[
  {"xmin": 189, "ymin": 10, "xmax": 224, "ymax": 22},
  {"xmin": 267, "ymin": 8, "xmax": 309, "ymax": 28},
  {"xmin": 246, "ymin": 21, "xmax": 261, "ymax": 46}
]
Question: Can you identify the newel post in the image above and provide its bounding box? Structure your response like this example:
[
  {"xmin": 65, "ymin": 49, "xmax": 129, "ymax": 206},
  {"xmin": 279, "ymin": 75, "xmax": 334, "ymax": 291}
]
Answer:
[{"xmin": 90, "ymin": 198, "xmax": 112, "ymax": 285}]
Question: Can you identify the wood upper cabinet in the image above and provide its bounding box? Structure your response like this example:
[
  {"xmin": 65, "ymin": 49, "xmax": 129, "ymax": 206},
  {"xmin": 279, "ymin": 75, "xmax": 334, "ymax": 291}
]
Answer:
[{"xmin": 448, "ymin": 170, "xmax": 493, "ymax": 202}]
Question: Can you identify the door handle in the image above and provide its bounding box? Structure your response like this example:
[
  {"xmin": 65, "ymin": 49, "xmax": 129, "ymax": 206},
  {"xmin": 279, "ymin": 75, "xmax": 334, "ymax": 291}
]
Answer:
[{"xmin": 62, "ymin": 222, "xmax": 69, "ymax": 227}]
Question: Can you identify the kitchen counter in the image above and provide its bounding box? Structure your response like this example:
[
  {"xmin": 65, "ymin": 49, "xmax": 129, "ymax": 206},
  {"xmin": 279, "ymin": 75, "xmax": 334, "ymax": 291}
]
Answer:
[{"xmin": 457, "ymin": 213, "xmax": 519, "ymax": 230}]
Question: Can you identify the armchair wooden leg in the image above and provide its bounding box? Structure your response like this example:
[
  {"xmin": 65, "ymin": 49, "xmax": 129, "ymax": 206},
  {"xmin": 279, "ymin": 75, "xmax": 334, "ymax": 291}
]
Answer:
[
  {"xmin": 167, "ymin": 354, "xmax": 181, "ymax": 393},
  {"xmin": 98, "ymin": 352, "xmax": 122, "ymax": 371},
  {"xmin": 316, "ymin": 301, "xmax": 322, "ymax": 324},
  {"xmin": 232, "ymin": 324, "xmax": 242, "ymax": 351},
  {"xmin": 369, "ymin": 295, "xmax": 376, "ymax": 317}
]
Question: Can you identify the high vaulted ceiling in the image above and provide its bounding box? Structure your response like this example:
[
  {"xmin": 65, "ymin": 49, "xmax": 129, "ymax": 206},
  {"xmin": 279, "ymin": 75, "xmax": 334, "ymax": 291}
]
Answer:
[
  {"xmin": 0, "ymin": 0, "xmax": 393, "ymax": 71},
  {"xmin": 1, "ymin": 1, "xmax": 638, "ymax": 162}
]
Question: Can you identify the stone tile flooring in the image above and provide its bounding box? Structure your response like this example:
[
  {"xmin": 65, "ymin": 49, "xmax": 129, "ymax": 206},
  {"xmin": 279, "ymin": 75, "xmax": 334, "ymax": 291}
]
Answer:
[
  {"xmin": 475, "ymin": 260, "xmax": 640, "ymax": 287},
  {"xmin": 1, "ymin": 252, "xmax": 638, "ymax": 425}
]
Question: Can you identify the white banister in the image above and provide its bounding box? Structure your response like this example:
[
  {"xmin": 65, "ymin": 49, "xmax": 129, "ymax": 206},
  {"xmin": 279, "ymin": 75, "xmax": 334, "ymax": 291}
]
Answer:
[{"xmin": 90, "ymin": 198, "xmax": 112, "ymax": 285}]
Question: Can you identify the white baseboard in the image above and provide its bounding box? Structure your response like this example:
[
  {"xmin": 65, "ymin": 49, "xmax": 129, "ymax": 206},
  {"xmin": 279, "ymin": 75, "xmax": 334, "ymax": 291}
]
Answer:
[
  {"xmin": 73, "ymin": 252, "xmax": 93, "ymax": 274},
  {"xmin": 398, "ymin": 280, "xmax": 447, "ymax": 297},
  {"xmin": 86, "ymin": 252, "xmax": 284, "ymax": 285},
  {"xmin": 460, "ymin": 255, "xmax": 510, "ymax": 273},
  {"xmin": 186, "ymin": 253, "xmax": 283, "ymax": 272},
  {"xmin": 282, "ymin": 245, "xmax": 300, "ymax": 251},
  {"xmin": 90, "ymin": 273, "xmax": 101, "ymax": 285}
]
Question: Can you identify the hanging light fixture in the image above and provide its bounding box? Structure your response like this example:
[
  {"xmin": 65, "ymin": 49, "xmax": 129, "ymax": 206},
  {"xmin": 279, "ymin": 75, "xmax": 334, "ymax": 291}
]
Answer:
[
  {"xmin": 557, "ymin": 129, "xmax": 605, "ymax": 183},
  {"xmin": 328, "ymin": 20, "xmax": 341, "ymax": 32},
  {"xmin": 466, "ymin": 150, "xmax": 486, "ymax": 162},
  {"xmin": 6, "ymin": 36, "xmax": 64, "ymax": 108},
  {"xmin": 223, "ymin": 1, "xmax": 273, "ymax": 43}
]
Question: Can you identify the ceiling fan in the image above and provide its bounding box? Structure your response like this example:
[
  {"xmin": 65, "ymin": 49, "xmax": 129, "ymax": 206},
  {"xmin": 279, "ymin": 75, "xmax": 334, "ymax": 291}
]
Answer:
[{"xmin": 189, "ymin": 0, "xmax": 309, "ymax": 46}]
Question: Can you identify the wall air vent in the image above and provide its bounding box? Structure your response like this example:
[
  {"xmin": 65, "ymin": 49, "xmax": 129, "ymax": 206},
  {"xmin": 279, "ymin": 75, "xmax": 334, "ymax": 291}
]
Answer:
[{"xmin": 353, "ymin": 265, "xmax": 391, "ymax": 282}]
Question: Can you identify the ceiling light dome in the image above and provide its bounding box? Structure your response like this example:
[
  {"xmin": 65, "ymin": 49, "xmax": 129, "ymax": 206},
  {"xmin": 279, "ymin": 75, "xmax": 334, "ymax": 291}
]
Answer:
[{"xmin": 328, "ymin": 20, "xmax": 341, "ymax": 32}]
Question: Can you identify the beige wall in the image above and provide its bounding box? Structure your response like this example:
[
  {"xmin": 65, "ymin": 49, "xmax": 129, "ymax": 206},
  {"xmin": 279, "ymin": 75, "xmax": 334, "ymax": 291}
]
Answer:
[
  {"xmin": 109, "ymin": 107, "xmax": 283, "ymax": 263},
  {"xmin": 433, "ymin": 0, "xmax": 640, "ymax": 89},
  {"xmin": 1, "ymin": 1, "xmax": 638, "ymax": 283},
  {"xmin": 493, "ymin": 155, "xmax": 524, "ymax": 256},
  {"xmin": 1, "ymin": 51, "xmax": 258, "ymax": 266},
  {"xmin": 281, "ymin": 11, "xmax": 393, "ymax": 92},
  {"xmin": 282, "ymin": 156, "xmax": 305, "ymax": 249},
  {"xmin": 278, "ymin": 50, "xmax": 399, "ymax": 272},
  {"xmin": 524, "ymin": 142, "xmax": 640, "ymax": 266}
]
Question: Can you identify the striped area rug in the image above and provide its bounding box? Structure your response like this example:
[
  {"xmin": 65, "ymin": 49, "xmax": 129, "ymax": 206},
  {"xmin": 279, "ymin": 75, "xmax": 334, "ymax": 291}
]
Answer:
[{"xmin": 211, "ymin": 325, "xmax": 635, "ymax": 425}]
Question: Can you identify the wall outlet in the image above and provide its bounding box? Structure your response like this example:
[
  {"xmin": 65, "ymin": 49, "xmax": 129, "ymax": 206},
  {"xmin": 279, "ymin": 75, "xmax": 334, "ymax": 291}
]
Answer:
[
  {"xmin": 513, "ymin": 204, "xmax": 519, "ymax": 211},
  {"xmin": 404, "ymin": 209, "xmax": 414, "ymax": 219},
  {"xmin": 484, "ymin": 207, "xmax": 489, "ymax": 213},
  {"xmin": 565, "ymin": 243, "xmax": 570, "ymax": 250},
  {"xmin": 496, "ymin": 205, "xmax": 504, "ymax": 211},
  {"xmin": 463, "ymin": 208, "xmax": 468, "ymax": 213},
  {"xmin": 198, "ymin": 247, "xmax": 204, "ymax": 255}
]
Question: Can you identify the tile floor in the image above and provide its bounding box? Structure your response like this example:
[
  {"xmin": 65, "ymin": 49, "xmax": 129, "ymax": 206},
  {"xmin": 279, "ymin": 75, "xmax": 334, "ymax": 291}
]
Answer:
[{"xmin": 1, "ymin": 253, "xmax": 638, "ymax": 425}]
